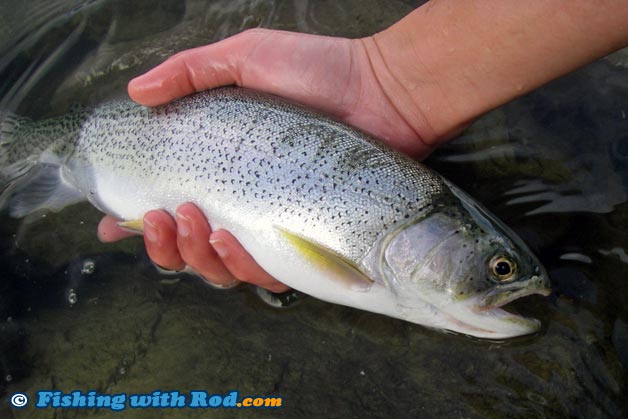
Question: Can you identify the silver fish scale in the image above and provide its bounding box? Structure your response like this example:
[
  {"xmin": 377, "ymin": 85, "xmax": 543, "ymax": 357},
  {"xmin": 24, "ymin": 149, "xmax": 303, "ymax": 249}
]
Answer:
[{"xmin": 71, "ymin": 88, "xmax": 449, "ymax": 262}]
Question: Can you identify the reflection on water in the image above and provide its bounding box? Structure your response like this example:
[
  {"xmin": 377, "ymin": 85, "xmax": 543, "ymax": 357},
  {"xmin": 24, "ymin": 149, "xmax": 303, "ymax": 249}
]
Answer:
[{"xmin": 1, "ymin": 0, "xmax": 627, "ymax": 418}]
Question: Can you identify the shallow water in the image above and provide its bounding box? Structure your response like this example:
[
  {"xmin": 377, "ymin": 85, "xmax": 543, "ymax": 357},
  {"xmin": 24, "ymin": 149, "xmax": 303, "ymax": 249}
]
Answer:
[{"xmin": 1, "ymin": 1, "xmax": 627, "ymax": 418}]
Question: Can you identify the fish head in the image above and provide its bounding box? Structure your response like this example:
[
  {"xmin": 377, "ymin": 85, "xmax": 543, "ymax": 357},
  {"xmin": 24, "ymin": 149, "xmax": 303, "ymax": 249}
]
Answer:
[{"xmin": 377, "ymin": 187, "xmax": 550, "ymax": 339}]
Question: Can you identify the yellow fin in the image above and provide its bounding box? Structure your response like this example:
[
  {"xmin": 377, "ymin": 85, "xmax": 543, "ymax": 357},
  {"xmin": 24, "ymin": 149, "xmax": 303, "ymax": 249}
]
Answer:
[
  {"xmin": 276, "ymin": 226, "xmax": 373, "ymax": 291},
  {"xmin": 117, "ymin": 219, "xmax": 144, "ymax": 234}
]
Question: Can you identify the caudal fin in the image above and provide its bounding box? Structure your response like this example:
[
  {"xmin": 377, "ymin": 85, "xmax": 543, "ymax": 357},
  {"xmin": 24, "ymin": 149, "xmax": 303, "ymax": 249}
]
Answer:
[
  {"xmin": 0, "ymin": 112, "xmax": 84, "ymax": 217},
  {"xmin": 0, "ymin": 113, "xmax": 38, "ymax": 205}
]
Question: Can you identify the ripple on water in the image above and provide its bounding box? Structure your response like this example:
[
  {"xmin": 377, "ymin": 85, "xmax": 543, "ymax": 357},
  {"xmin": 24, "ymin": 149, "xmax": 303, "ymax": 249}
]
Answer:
[{"xmin": 1, "ymin": 1, "xmax": 628, "ymax": 418}]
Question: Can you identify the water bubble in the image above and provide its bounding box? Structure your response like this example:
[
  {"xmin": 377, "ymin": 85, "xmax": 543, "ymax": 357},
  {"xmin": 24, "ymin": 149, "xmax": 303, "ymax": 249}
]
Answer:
[
  {"xmin": 119, "ymin": 367, "xmax": 126, "ymax": 375},
  {"xmin": 81, "ymin": 260, "xmax": 96, "ymax": 275},
  {"xmin": 5, "ymin": 374, "xmax": 12, "ymax": 382},
  {"xmin": 67, "ymin": 289, "xmax": 78, "ymax": 305},
  {"xmin": 527, "ymin": 392, "xmax": 547, "ymax": 405}
]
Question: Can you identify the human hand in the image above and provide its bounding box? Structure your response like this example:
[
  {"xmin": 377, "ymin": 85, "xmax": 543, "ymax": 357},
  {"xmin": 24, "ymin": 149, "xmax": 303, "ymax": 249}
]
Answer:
[
  {"xmin": 98, "ymin": 203, "xmax": 289, "ymax": 292},
  {"xmin": 98, "ymin": 27, "xmax": 456, "ymax": 291},
  {"xmin": 126, "ymin": 28, "xmax": 440, "ymax": 158},
  {"xmin": 99, "ymin": 0, "xmax": 628, "ymax": 290}
]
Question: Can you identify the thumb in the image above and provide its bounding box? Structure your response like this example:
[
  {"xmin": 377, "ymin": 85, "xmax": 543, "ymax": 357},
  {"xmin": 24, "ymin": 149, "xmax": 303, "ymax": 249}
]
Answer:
[{"xmin": 128, "ymin": 28, "xmax": 275, "ymax": 106}]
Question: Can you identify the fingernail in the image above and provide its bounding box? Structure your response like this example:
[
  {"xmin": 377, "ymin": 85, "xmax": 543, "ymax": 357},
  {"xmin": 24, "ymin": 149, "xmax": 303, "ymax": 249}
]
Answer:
[
  {"xmin": 210, "ymin": 238, "xmax": 228, "ymax": 258},
  {"xmin": 176, "ymin": 212, "xmax": 191, "ymax": 237},
  {"xmin": 144, "ymin": 219, "xmax": 159, "ymax": 244}
]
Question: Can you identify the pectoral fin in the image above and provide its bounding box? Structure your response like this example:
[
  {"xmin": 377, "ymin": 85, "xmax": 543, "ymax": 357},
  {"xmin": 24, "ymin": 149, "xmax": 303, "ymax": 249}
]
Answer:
[{"xmin": 276, "ymin": 226, "xmax": 373, "ymax": 291}]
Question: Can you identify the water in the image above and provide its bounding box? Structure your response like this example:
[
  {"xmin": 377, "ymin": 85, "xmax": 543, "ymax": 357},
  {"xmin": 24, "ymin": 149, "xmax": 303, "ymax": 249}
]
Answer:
[{"xmin": 0, "ymin": 1, "xmax": 627, "ymax": 417}]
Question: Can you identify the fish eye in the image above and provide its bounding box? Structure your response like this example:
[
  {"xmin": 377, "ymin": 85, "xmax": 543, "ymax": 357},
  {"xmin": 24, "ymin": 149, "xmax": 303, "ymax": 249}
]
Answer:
[{"xmin": 489, "ymin": 255, "xmax": 517, "ymax": 282}]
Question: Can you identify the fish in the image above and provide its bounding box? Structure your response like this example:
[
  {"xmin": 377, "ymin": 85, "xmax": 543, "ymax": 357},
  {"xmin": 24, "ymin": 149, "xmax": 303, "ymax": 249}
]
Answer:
[{"xmin": 0, "ymin": 87, "xmax": 551, "ymax": 339}]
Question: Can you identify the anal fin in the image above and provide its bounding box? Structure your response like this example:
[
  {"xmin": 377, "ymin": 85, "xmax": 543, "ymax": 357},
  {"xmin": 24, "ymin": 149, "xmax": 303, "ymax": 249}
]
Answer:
[{"xmin": 117, "ymin": 219, "xmax": 144, "ymax": 233}]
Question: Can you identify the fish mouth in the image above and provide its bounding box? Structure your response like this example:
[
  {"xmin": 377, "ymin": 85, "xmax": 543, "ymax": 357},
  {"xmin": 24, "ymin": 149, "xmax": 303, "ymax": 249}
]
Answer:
[
  {"xmin": 439, "ymin": 275, "xmax": 551, "ymax": 339},
  {"xmin": 477, "ymin": 280, "xmax": 551, "ymax": 311}
]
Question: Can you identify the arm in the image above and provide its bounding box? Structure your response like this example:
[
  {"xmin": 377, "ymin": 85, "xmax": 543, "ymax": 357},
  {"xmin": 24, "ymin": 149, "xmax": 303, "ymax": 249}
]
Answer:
[
  {"xmin": 99, "ymin": 0, "xmax": 628, "ymax": 290},
  {"xmin": 365, "ymin": 0, "xmax": 628, "ymax": 142}
]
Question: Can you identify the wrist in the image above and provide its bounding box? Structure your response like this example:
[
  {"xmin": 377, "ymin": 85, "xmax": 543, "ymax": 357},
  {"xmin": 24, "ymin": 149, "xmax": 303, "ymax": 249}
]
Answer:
[
  {"xmin": 364, "ymin": 0, "xmax": 628, "ymax": 147},
  {"xmin": 361, "ymin": 24, "xmax": 473, "ymax": 149},
  {"xmin": 361, "ymin": 4, "xmax": 477, "ymax": 147}
]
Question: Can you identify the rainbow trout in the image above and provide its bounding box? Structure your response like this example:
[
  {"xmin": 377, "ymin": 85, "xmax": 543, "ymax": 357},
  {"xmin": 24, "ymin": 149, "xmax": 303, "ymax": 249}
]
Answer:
[{"xmin": 0, "ymin": 87, "xmax": 550, "ymax": 338}]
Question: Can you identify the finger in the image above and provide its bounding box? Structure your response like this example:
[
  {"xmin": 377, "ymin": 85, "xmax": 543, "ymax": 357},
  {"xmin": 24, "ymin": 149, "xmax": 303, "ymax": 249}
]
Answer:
[
  {"xmin": 97, "ymin": 215, "xmax": 138, "ymax": 242},
  {"xmin": 175, "ymin": 203, "xmax": 238, "ymax": 287},
  {"xmin": 143, "ymin": 210, "xmax": 186, "ymax": 271},
  {"xmin": 210, "ymin": 229, "xmax": 290, "ymax": 293}
]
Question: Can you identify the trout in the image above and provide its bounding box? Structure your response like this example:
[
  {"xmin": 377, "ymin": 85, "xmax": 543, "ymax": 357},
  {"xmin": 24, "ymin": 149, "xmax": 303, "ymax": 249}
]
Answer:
[{"xmin": 0, "ymin": 87, "xmax": 551, "ymax": 338}]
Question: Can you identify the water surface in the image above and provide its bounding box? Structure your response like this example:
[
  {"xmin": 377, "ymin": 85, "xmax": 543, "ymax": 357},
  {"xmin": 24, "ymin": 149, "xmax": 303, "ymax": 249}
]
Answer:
[{"xmin": 1, "ymin": 1, "xmax": 627, "ymax": 418}]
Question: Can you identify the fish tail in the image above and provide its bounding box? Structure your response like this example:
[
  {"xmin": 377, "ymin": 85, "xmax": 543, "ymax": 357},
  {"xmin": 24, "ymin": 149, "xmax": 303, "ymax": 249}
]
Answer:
[
  {"xmin": 0, "ymin": 112, "xmax": 83, "ymax": 217},
  {"xmin": 0, "ymin": 112, "xmax": 38, "ymax": 192}
]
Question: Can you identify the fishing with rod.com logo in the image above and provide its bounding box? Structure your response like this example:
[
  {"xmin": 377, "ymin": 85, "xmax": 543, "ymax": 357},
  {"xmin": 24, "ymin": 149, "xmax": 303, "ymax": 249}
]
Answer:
[{"xmin": 8, "ymin": 389, "xmax": 283, "ymax": 411}]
